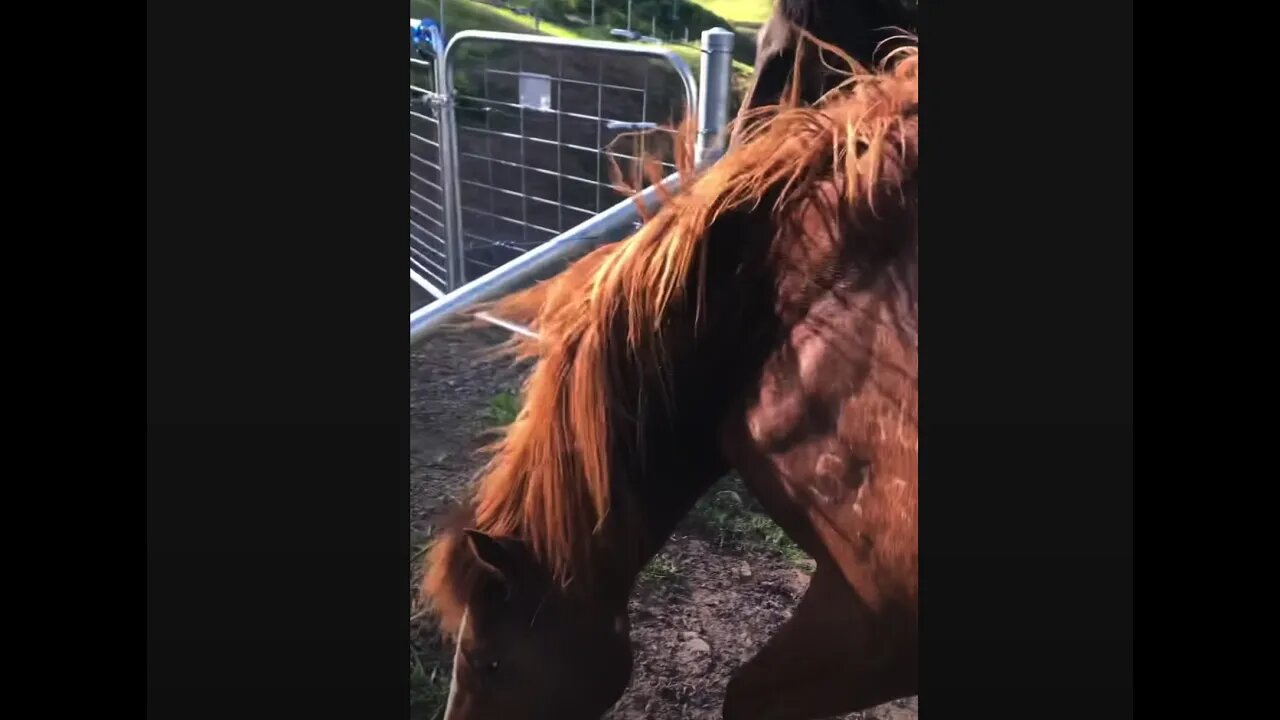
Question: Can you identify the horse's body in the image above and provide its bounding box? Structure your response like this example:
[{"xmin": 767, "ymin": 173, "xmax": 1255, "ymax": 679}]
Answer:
[
  {"xmin": 421, "ymin": 38, "xmax": 918, "ymax": 718},
  {"xmin": 719, "ymin": 211, "xmax": 918, "ymax": 716}
]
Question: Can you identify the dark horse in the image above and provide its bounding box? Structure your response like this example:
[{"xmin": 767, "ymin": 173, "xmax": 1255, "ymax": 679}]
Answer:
[
  {"xmin": 743, "ymin": 0, "xmax": 917, "ymax": 116},
  {"xmin": 419, "ymin": 28, "xmax": 919, "ymax": 718}
]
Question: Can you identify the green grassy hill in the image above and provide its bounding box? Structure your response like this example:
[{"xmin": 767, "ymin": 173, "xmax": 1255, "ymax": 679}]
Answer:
[{"xmin": 412, "ymin": 0, "xmax": 767, "ymax": 95}]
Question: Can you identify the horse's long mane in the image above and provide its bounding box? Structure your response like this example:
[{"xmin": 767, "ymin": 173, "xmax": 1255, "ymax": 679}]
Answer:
[{"xmin": 422, "ymin": 42, "xmax": 918, "ymax": 635}]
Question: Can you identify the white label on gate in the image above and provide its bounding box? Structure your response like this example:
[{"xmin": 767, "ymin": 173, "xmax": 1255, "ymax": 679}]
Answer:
[{"xmin": 518, "ymin": 73, "xmax": 553, "ymax": 111}]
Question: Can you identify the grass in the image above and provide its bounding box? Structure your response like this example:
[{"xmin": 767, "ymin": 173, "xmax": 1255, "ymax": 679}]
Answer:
[
  {"xmin": 413, "ymin": 0, "xmax": 545, "ymax": 36},
  {"xmin": 484, "ymin": 390, "xmax": 522, "ymax": 426},
  {"xmin": 410, "ymin": 527, "xmax": 452, "ymax": 719},
  {"xmin": 692, "ymin": 0, "xmax": 774, "ymax": 25},
  {"xmin": 412, "ymin": 0, "xmax": 758, "ymax": 95},
  {"xmin": 686, "ymin": 476, "xmax": 813, "ymax": 568},
  {"xmin": 638, "ymin": 551, "xmax": 681, "ymax": 586},
  {"xmin": 410, "ymin": 649, "xmax": 452, "ymax": 719}
]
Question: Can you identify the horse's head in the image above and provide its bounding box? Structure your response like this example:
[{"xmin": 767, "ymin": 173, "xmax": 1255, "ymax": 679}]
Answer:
[{"xmin": 433, "ymin": 528, "xmax": 633, "ymax": 720}]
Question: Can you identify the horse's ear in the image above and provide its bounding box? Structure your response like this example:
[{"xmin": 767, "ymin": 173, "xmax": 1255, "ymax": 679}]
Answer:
[{"xmin": 463, "ymin": 529, "xmax": 514, "ymax": 579}]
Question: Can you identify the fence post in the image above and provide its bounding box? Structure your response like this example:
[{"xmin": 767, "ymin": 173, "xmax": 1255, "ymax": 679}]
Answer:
[
  {"xmin": 696, "ymin": 27, "xmax": 734, "ymax": 164},
  {"xmin": 433, "ymin": 29, "xmax": 465, "ymax": 290}
]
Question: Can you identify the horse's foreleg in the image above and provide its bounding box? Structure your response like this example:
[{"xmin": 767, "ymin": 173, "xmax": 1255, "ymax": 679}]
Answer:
[{"xmin": 721, "ymin": 562, "xmax": 915, "ymax": 720}]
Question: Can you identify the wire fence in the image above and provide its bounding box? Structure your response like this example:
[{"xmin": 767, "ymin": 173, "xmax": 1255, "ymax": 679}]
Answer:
[
  {"xmin": 410, "ymin": 28, "xmax": 735, "ymax": 344},
  {"xmin": 445, "ymin": 34, "xmax": 698, "ymax": 283},
  {"xmin": 410, "ymin": 57, "xmax": 450, "ymax": 295}
]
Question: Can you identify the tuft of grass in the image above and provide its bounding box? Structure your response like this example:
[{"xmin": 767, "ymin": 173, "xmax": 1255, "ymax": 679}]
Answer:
[
  {"xmin": 484, "ymin": 390, "xmax": 522, "ymax": 426},
  {"xmin": 686, "ymin": 476, "xmax": 813, "ymax": 568},
  {"xmin": 410, "ymin": 650, "xmax": 453, "ymax": 720},
  {"xmin": 637, "ymin": 551, "xmax": 681, "ymax": 586}
]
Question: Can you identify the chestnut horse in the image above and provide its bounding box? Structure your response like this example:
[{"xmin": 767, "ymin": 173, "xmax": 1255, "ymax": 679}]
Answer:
[{"xmin": 420, "ymin": 39, "xmax": 918, "ymax": 719}]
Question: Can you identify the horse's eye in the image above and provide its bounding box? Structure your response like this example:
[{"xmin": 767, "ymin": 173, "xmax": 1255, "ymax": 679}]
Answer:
[{"xmin": 487, "ymin": 660, "xmax": 500, "ymax": 673}]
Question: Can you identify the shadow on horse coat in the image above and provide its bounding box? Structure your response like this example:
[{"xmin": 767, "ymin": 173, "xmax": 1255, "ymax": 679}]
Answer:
[{"xmin": 420, "ymin": 33, "xmax": 918, "ymax": 720}]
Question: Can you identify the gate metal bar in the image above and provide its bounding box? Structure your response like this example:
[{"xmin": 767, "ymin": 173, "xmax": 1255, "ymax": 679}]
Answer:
[
  {"xmin": 411, "ymin": 28, "xmax": 735, "ymax": 347},
  {"xmin": 410, "ymin": 170, "xmax": 683, "ymax": 346},
  {"xmin": 409, "ymin": 20, "xmax": 451, "ymax": 297},
  {"xmin": 440, "ymin": 30, "xmax": 700, "ymax": 289}
]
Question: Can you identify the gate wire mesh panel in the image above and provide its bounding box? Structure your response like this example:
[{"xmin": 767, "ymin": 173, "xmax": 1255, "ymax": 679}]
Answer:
[
  {"xmin": 451, "ymin": 41, "xmax": 691, "ymax": 281},
  {"xmin": 410, "ymin": 56, "xmax": 449, "ymax": 295}
]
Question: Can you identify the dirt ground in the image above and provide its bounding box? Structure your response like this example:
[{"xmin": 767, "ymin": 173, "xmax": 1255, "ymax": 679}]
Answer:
[{"xmin": 409, "ymin": 325, "xmax": 918, "ymax": 720}]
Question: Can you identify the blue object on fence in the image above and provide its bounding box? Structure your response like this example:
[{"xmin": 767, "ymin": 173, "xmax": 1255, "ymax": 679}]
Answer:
[{"xmin": 410, "ymin": 18, "xmax": 439, "ymax": 47}]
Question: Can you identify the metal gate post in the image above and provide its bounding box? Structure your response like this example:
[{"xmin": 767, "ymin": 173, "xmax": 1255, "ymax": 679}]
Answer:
[
  {"xmin": 695, "ymin": 28, "xmax": 734, "ymax": 164},
  {"xmin": 429, "ymin": 24, "xmax": 466, "ymax": 291}
]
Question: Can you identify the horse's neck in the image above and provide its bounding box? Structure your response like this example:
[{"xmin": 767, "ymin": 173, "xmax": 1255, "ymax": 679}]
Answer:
[
  {"xmin": 602, "ymin": 213, "xmax": 784, "ymax": 591},
  {"xmin": 629, "ymin": 440, "xmax": 730, "ymax": 565},
  {"xmin": 587, "ymin": 404, "xmax": 733, "ymax": 594}
]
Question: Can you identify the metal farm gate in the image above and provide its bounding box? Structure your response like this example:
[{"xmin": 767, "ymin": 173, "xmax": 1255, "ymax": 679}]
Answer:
[
  {"xmin": 409, "ymin": 19, "xmax": 452, "ymax": 296},
  {"xmin": 410, "ymin": 26, "xmax": 736, "ymax": 345}
]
